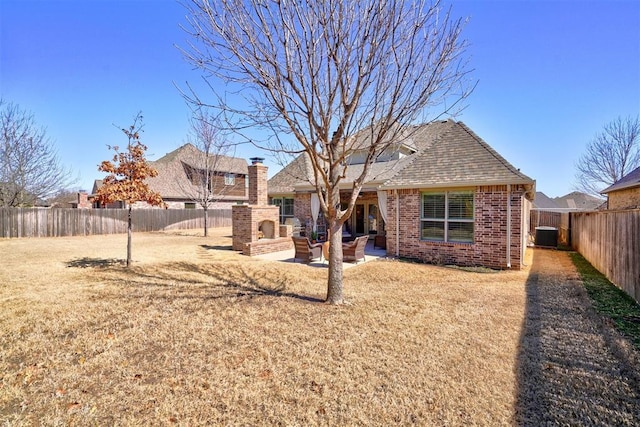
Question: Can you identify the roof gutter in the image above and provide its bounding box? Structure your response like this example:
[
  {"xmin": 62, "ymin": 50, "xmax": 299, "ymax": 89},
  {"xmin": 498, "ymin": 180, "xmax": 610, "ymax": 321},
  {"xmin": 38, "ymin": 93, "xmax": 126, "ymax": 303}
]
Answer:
[
  {"xmin": 380, "ymin": 179, "xmax": 534, "ymax": 191},
  {"xmin": 506, "ymin": 184, "xmax": 511, "ymax": 269},
  {"xmin": 601, "ymin": 181, "xmax": 640, "ymax": 194}
]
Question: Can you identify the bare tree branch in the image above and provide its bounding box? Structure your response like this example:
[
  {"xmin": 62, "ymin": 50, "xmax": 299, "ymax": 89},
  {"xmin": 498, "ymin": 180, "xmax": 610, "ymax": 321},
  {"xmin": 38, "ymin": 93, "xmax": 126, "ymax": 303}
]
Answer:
[
  {"xmin": 0, "ymin": 99, "xmax": 77, "ymax": 207},
  {"xmin": 180, "ymin": 0, "xmax": 473, "ymax": 304},
  {"xmin": 575, "ymin": 115, "xmax": 640, "ymax": 196},
  {"xmin": 178, "ymin": 108, "xmax": 240, "ymax": 237}
]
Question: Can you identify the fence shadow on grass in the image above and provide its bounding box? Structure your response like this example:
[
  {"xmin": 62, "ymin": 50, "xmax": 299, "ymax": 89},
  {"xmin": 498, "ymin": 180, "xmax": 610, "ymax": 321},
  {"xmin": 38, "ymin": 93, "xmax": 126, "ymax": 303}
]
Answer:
[{"xmin": 515, "ymin": 249, "xmax": 640, "ymax": 425}]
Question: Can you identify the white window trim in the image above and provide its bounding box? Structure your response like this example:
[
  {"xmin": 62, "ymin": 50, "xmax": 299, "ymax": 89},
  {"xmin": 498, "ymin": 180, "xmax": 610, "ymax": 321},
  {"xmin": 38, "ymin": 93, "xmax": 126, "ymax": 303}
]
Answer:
[
  {"xmin": 420, "ymin": 191, "xmax": 474, "ymax": 243},
  {"xmin": 224, "ymin": 173, "xmax": 235, "ymax": 186}
]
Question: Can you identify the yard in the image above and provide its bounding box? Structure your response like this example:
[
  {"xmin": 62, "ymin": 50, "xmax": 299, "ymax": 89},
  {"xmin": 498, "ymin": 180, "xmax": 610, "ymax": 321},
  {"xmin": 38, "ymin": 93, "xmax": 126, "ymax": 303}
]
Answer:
[{"xmin": 1, "ymin": 229, "xmax": 639, "ymax": 425}]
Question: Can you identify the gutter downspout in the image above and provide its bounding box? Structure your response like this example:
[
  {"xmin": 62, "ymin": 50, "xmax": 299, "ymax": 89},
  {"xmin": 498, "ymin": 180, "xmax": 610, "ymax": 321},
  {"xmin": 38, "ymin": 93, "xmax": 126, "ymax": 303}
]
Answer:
[
  {"xmin": 506, "ymin": 184, "xmax": 511, "ymax": 268},
  {"xmin": 395, "ymin": 189, "xmax": 400, "ymax": 258}
]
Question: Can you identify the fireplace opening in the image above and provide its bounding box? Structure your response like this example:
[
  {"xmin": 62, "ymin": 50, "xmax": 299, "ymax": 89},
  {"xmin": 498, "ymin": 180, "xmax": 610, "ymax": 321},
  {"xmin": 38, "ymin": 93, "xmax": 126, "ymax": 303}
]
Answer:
[{"xmin": 258, "ymin": 220, "xmax": 276, "ymax": 240}]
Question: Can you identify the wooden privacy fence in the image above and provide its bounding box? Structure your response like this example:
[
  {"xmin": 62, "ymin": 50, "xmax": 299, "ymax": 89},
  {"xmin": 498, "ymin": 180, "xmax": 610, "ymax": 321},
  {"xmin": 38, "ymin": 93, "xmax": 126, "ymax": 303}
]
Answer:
[
  {"xmin": 0, "ymin": 208, "xmax": 232, "ymax": 238},
  {"xmin": 530, "ymin": 209, "xmax": 570, "ymax": 245},
  {"xmin": 571, "ymin": 209, "xmax": 640, "ymax": 303}
]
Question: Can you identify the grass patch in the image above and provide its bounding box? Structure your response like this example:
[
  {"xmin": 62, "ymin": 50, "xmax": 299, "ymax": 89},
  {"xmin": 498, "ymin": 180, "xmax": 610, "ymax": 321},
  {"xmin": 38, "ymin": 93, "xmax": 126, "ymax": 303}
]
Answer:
[
  {"xmin": 569, "ymin": 252, "xmax": 640, "ymax": 349},
  {"xmin": 0, "ymin": 228, "xmax": 529, "ymax": 425}
]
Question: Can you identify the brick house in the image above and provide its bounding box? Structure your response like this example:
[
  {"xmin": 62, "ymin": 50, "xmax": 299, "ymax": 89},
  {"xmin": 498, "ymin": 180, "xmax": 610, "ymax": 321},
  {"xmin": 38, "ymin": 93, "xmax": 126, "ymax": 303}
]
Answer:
[
  {"xmin": 601, "ymin": 165, "xmax": 640, "ymax": 210},
  {"xmin": 268, "ymin": 119, "xmax": 535, "ymax": 269},
  {"xmin": 92, "ymin": 143, "xmax": 248, "ymax": 209}
]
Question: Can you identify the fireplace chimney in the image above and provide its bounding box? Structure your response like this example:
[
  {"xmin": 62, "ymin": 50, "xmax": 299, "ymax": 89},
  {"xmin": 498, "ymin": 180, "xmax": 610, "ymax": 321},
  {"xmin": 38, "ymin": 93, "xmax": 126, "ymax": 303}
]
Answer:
[{"xmin": 248, "ymin": 157, "xmax": 268, "ymax": 205}]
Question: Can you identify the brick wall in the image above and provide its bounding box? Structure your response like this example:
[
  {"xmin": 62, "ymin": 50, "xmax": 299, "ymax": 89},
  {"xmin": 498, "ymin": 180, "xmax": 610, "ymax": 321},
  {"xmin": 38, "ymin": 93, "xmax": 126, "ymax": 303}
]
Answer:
[
  {"xmin": 294, "ymin": 193, "xmax": 312, "ymax": 229},
  {"xmin": 76, "ymin": 192, "xmax": 92, "ymax": 209},
  {"xmin": 248, "ymin": 163, "xmax": 268, "ymax": 206},
  {"xmin": 385, "ymin": 185, "xmax": 527, "ymax": 270},
  {"xmin": 231, "ymin": 204, "xmax": 280, "ymax": 251},
  {"xmin": 607, "ymin": 186, "xmax": 640, "ymax": 210}
]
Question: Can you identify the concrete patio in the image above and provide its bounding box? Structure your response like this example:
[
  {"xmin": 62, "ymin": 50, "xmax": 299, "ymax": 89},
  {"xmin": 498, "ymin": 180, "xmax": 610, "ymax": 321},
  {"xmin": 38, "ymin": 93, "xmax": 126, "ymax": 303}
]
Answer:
[{"xmin": 256, "ymin": 239, "xmax": 388, "ymax": 268}]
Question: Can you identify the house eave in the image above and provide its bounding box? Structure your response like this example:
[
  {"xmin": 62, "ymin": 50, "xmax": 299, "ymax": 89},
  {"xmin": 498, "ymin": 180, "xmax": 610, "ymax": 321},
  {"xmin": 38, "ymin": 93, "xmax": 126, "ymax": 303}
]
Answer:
[
  {"xmin": 601, "ymin": 181, "xmax": 640, "ymax": 195},
  {"xmin": 380, "ymin": 179, "xmax": 534, "ymax": 191}
]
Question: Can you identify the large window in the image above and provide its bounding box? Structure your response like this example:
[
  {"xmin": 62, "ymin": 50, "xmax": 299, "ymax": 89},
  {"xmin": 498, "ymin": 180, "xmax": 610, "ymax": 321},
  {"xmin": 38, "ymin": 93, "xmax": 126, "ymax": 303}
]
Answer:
[
  {"xmin": 421, "ymin": 191, "xmax": 474, "ymax": 243},
  {"xmin": 271, "ymin": 197, "xmax": 294, "ymax": 224}
]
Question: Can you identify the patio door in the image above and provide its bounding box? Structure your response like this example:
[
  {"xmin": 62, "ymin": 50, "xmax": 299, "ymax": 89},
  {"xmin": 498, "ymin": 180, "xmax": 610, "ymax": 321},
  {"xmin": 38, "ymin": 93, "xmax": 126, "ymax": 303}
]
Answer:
[
  {"xmin": 355, "ymin": 204, "xmax": 365, "ymax": 234},
  {"xmin": 354, "ymin": 202, "xmax": 378, "ymax": 235}
]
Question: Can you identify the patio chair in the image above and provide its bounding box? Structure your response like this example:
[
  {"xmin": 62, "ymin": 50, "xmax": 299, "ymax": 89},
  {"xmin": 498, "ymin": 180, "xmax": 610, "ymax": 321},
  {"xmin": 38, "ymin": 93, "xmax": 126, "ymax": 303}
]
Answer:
[
  {"xmin": 343, "ymin": 235, "xmax": 369, "ymax": 263},
  {"xmin": 292, "ymin": 236, "xmax": 323, "ymax": 263}
]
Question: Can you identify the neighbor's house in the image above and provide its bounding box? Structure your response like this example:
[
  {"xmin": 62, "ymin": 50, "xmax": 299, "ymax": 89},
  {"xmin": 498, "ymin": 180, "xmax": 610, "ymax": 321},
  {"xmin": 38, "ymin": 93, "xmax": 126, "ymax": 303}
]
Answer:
[
  {"xmin": 92, "ymin": 143, "xmax": 248, "ymax": 209},
  {"xmin": 533, "ymin": 191, "xmax": 604, "ymax": 212},
  {"xmin": 268, "ymin": 119, "xmax": 535, "ymax": 270},
  {"xmin": 601, "ymin": 165, "xmax": 640, "ymax": 210}
]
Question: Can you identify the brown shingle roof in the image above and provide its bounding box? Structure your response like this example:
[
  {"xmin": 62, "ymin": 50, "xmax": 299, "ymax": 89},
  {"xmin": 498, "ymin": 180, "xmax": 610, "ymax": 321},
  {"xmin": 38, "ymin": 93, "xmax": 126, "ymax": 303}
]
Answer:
[
  {"xmin": 381, "ymin": 121, "xmax": 533, "ymax": 189},
  {"xmin": 146, "ymin": 144, "xmax": 248, "ymax": 199},
  {"xmin": 553, "ymin": 191, "xmax": 604, "ymax": 210},
  {"xmin": 601, "ymin": 165, "xmax": 640, "ymax": 194},
  {"xmin": 268, "ymin": 120, "xmax": 534, "ymax": 195},
  {"xmin": 94, "ymin": 144, "xmax": 249, "ymax": 200}
]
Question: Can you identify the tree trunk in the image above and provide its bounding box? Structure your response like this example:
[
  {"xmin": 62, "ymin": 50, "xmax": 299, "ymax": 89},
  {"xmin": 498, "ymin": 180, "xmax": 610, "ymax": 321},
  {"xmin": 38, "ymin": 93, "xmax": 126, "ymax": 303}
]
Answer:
[
  {"xmin": 126, "ymin": 205, "xmax": 132, "ymax": 267},
  {"xmin": 326, "ymin": 223, "xmax": 344, "ymax": 304},
  {"xmin": 203, "ymin": 206, "xmax": 209, "ymax": 237}
]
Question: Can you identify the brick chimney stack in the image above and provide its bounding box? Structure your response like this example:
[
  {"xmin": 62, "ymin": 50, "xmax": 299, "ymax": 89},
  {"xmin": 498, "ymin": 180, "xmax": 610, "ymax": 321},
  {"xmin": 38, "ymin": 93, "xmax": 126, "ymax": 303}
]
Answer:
[
  {"xmin": 77, "ymin": 191, "xmax": 92, "ymax": 209},
  {"xmin": 248, "ymin": 157, "xmax": 268, "ymax": 206}
]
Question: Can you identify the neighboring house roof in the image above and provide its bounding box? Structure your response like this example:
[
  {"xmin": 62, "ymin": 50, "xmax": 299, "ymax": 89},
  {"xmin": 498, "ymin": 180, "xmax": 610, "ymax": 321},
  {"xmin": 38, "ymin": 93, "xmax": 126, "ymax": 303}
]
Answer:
[
  {"xmin": 93, "ymin": 144, "xmax": 249, "ymax": 201},
  {"xmin": 269, "ymin": 120, "xmax": 535, "ymax": 197},
  {"xmin": 91, "ymin": 180, "xmax": 103, "ymax": 196},
  {"xmin": 553, "ymin": 191, "xmax": 604, "ymax": 211},
  {"xmin": 601, "ymin": 165, "xmax": 640, "ymax": 194},
  {"xmin": 533, "ymin": 192, "xmax": 558, "ymax": 209}
]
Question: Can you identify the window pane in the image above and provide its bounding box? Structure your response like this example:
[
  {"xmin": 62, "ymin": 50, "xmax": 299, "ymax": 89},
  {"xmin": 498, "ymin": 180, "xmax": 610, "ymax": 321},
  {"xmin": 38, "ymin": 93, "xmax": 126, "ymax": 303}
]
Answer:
[
  {"xmin": 283, "ymin": 198, "xmax": 294, "ymax": 216},
  {"xmin": 448, "ymin": 221, "xmax": 474, "ymax": 243},
  {"xmin": 421, "ymin": 220, "xmax": 444, "ymax": 241},
  {"xmin": 448, "ymin": 192, "xmax": 474, "ymax": 220},
  {"xmin": 422, "ymin": 193, "xmax": 445, "ymax": 219}
]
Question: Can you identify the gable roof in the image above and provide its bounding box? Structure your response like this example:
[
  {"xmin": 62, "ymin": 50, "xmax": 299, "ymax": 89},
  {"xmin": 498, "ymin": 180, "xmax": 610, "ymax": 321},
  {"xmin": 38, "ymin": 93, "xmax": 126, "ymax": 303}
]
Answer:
[
  {"xmin": 553, "ymin": 191, "xmax": 603, "ymax": 211},
  {"xmin": 601, "ymin": 165, "xmax": 640, "ymax": 194},
  {"xmin": 381, "ymin": 121, "xmax": 533, "ymax": 191},
  {"xmin": 269, "ymin": 120, "xmax": 534, "ymax": 197},
  {"xmin": 93, "ymin": 144, "xmax": 249, "ymax": 200},
  {"xmin": 533, "ymin": 192, "xmax": 558, "ymax": 209},
  {"xmin": 147, "ymin": 144, "xmax": 248, "ymax": 199}
]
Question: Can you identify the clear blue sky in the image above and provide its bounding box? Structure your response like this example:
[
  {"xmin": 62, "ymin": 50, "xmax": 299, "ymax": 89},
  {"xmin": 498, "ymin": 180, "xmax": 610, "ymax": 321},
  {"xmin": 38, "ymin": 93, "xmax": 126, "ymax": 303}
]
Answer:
[{"xmin": 1, "ymin": 0, "xmax": 639, "ymax": 198}]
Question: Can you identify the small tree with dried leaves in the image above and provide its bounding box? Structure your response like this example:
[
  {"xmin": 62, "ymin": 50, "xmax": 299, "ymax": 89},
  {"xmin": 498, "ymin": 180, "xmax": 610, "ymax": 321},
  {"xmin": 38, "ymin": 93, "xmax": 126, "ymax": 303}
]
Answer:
[{"xmin": 94, "ymin": 114, "xmax": 165, "ymax": 267}]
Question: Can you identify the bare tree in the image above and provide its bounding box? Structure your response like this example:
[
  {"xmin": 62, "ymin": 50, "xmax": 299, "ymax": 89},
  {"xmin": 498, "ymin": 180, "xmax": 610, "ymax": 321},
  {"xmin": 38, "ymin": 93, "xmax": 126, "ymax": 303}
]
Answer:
[
  {"xmin": 0, "ymin": 100, "xmax": 76, "ymax": 207},
  {"xmin": 575, "ymin": 115, "xmax": 640, "ymax": 196},
  {"xmin": 181, "ymin": 0, "xmax": 473, "ymax": 304},
  {"xmin": 576, "ymin": 116, "xmax": 640, "ymax": 195},
  {"xmin": 179, "ymin": 109, "xmax": 236, "ymax": 237}
]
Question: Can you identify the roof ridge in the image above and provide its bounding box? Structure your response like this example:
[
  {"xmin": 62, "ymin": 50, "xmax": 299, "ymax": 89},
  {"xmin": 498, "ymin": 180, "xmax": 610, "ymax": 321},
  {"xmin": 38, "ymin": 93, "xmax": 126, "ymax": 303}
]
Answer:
[
  {"xmin": 379, "ymin": 120, "xmax": 458, "ymax": 187},
  {"xmin": 455, "ymin": 121, "xmax": 530, "ymax": 180}
]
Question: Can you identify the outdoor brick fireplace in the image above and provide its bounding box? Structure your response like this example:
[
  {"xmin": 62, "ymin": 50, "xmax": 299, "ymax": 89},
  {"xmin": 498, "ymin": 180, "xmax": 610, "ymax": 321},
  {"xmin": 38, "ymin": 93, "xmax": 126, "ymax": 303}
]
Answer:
[{"xmin": 232, "ymin": 158, "xmax": 293, "ymax": 256}]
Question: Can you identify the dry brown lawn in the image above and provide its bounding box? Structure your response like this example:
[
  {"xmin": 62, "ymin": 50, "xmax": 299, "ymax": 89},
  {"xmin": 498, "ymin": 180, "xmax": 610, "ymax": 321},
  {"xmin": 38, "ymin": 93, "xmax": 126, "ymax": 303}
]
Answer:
[{"xmin": 1, "ymin": 228, "xmax": 638, "ymax": 425}]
